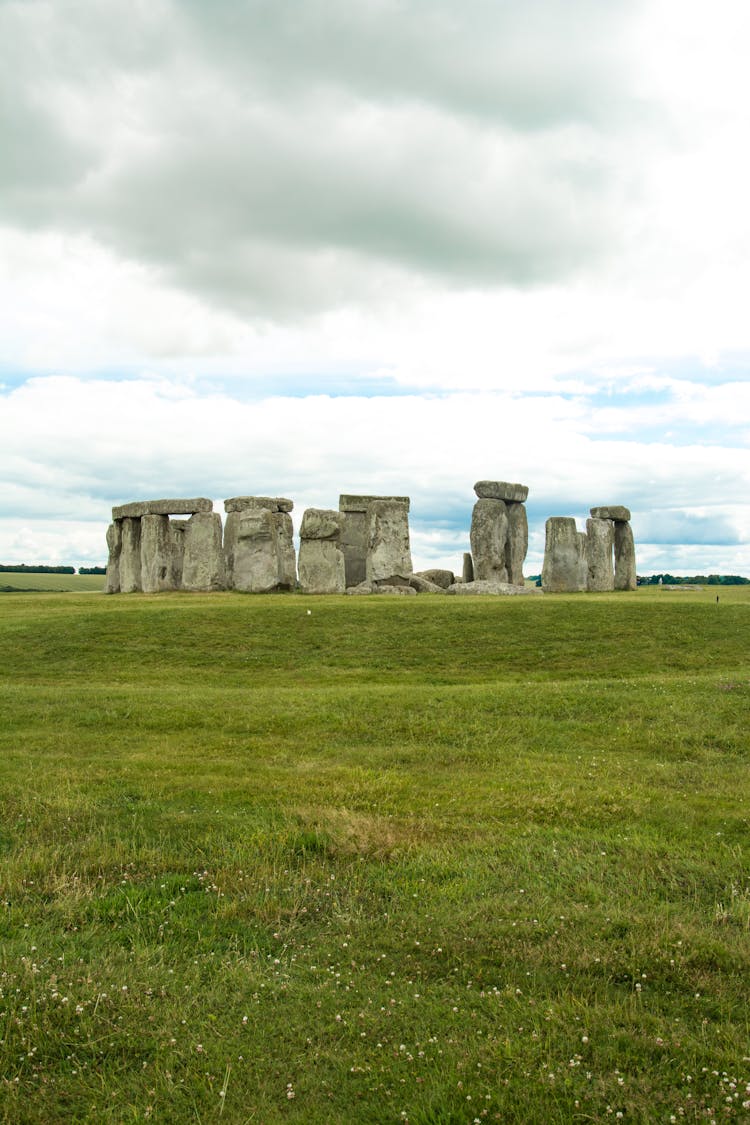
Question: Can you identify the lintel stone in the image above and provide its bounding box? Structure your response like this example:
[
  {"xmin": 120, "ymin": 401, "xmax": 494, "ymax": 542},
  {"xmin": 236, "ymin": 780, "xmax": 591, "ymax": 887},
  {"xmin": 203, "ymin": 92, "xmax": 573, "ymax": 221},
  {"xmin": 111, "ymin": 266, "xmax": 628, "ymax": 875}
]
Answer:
[
  {"xmin": 113, "ymin": 498, "xmax": 213, "ymax": 520},
  {"xmin": 339, "ymin": 494, "xmax": 410, "ymax": 512},
  {"xmin": 224, "ymin": 496, "xmax": 293, "ymax": 514},
  {"xmin": 474, "ymin": 481, "xmax": 529, "ymax": 503},
  {"xmin": 590, "ymin": 505, "xmax": 631, "ymax": 522}
]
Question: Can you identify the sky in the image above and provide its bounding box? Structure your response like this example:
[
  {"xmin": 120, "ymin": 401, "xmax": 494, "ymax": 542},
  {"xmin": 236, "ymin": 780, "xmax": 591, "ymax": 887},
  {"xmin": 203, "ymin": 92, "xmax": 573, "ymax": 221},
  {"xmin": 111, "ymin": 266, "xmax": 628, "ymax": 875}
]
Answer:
[{"xmin": 1, "ymin": 0, "xmax": 749, "ymax": 577}]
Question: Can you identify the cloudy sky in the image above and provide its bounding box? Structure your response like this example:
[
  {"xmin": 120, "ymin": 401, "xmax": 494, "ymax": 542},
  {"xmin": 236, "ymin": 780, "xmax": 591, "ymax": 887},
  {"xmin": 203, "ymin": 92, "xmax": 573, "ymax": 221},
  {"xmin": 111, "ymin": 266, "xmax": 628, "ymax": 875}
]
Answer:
[{"xmin": 1, "ymin": 0, "xmax": 749, "ymax": 575}]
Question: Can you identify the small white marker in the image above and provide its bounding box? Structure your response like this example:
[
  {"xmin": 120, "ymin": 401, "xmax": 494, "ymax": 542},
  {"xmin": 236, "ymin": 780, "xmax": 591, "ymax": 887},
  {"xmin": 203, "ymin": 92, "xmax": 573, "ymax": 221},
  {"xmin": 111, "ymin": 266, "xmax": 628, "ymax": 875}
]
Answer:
[{"xmin": 307, "ymin": 610, "xmax": 312, "ymax": 615}]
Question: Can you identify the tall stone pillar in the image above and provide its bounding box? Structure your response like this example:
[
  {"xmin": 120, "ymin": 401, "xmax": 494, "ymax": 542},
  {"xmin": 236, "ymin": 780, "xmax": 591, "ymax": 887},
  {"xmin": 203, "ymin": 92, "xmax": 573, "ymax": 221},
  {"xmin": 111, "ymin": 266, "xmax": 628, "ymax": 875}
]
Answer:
[
  {"xmin": 141, "ymin": 513, "xmax": 175, "ymax": 593},
  {"xmin": 590, "ymin": 506, "xmax": 636, "ymax": 591},
  {"xmin": 339, "ymin": 495, "xmax": 411, "ymax": 587},
  {"xmin": 585, "ymin": 517, "xmax": 615, "ymax": 592},
  {"xmin": 104, "ymin": 522, "xmax": 122, "ymax": 594},
  {"xmin": 470, "ymin": 481, "xmax": 529, "ymax": 586},
  {"xmin": 223, "ymin": 497, "xmax": 296, "ymax": 591},
  {"xmin": 541, "ymin": 517, "xmax": 587, "ymax": 592},
  {"xmin": 119, "ymin": 517, "xmax": 142, "ymax": 593},
  {"xmin": 298, "ymin": 509, "xmax": 346, "ymax": 593},
  {"xmin": 181, "ymin": 512, "xmax": 225, "ymax": 592}
]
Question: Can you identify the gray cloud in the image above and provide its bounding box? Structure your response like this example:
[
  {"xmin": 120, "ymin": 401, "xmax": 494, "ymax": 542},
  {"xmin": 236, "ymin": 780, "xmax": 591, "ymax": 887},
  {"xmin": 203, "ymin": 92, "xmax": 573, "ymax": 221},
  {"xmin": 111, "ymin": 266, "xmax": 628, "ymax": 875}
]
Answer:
[{"xmin": 0, "ymin": 0, "xmax": 649, "ymax": 317}]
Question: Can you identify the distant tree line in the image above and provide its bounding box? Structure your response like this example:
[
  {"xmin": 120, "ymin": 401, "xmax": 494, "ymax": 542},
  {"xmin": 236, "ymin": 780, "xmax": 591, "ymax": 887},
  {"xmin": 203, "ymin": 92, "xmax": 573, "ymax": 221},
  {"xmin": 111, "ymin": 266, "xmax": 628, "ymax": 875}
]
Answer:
[
  {"xmin": 0, "ymin": 564, "xmax": 106, "ymax": 575},
  {"xmin": 637, "ymin": 573, "xmax": 749, "ymax": 586}
]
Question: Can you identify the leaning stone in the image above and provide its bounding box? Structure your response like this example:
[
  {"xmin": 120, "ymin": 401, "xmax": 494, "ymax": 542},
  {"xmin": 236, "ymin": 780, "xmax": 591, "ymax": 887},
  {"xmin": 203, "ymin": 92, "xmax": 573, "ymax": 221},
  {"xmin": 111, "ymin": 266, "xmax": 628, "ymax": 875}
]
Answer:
[
  {"xmin": 373, "ymin": 584, "xmax": 417, "ymax": 595},
  {"xmin": 298, "ymin": 538, "xmax": 346, "ymax": 593},
  {"xmin": 474, "ymin": 481, "xmax": 529, "ymax": 503},
  {"xmin": 408, "ymin": 574, "xmax": 445, "ymax": 593},
  {"xmin": 470, "ymin": 498, "xmax": 508, "ymax": 583},
  {"xmin": 416, "ymin": 568, "xmax": 454, "ymax": 589},
  {"xmin": 300, "ymin": 508, "xmax": 344, "ymax": 541},
  {"xmin": 614, "ymin": 520, "xmax": 637, "ymax": 590},
  {"xmin": 224, "ymin": 496, "xmax": 294, "ymax": 514},
  {"xmin": 366, "ymin": 500, "xmax": 413, "ymax": 583},
  {"xmin": 104, "ymin": 522, "xmax": 122, "ymax": 593},
  {"xmin": 113, "ymin": 498, "xmax": 213, "ymax": 520},
  {"xmin": 590, "ymin": 505, "xmax": 631, "ymax": 522},
  {"xmin": 447, "ymin": 580, "xmax": 540, "ymax": 595},
  {"xmin": 141, "ymin": 513, "xmax": 176, "ymax": 593},
  {"xmin": 462, "ymin": 552, "xmax": 474, "ymax": 583},
  {"xmin": 541, "ymin": 517, "xmax": 587, "ymax": 593},
  {"xmin": 119, "ymin": 517, "xmax": 142, "ymax": 593},
  {"xmin": 585, "ymin": 517, "xmax": 615, "ymax": 592},
  {"xmin": 181, "ymin": 513, "xmax": 225, "ymax": 592},
  {"xmin": 505, "ymin": 502, "xmax": 528, "ymax": 587}
]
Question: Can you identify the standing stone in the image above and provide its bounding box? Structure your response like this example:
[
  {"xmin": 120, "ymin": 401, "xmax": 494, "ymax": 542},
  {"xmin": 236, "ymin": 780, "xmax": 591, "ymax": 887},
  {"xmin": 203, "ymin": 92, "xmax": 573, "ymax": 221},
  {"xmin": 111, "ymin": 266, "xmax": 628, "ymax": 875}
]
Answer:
[
  {"xmin": 366, "ymin": 499, "xmax": 413, "ymax": 583},
  {"xmin": 505, "ymin": 502, "xmax": 528, "ymax": 587},
  {"xmin": 141, "ymin": 513, "xmax": 176, "ymax": 593},
  {"xmin": 585, "ymin": 517, "xmax": 615, "ymax": 592},
  {"xmin": 272, "ymin": 511, "xmax": 297, "ymax": 589},
  {"xmin": 298, "ymin": 508, "xmax": 346, "ymax": 594},
  {"xmin": 223, "ymin": 498, "xmax": 296, "ymax": 590},
  {"xmin": 119, "ymin": 517, "xmax": 142, "ymax": 593},
  {"xmin": 170, "ymin": 520, "xmax": 187, "ymax": 588},
  {"xmin": 181, "ymin": 512, "xmax": 225, "ymax": 592},
  {"xmin": 462, "ymin": 552, "xmax": 474, "ymax": 583},
  {"xmin": 614, "ymin": 520, "xmax": 637, "ymax": 590},
  {"xmin": 339, "ymin": 495, "xmax": 410, "ymax": 588},
  {"xmin": 541, "ymin": 517, "xmax": 588, "ymax": 593},
  {"xmin": 470, "ymin": 498, "xmax": 508, "ymax": 583},
  {"xmin": 104, "ymin": 522, "xmax": 122, "ymax": 594},
  {"xmin": 232, "ymin": 509, "xmax": 278, "ymax": 592}
]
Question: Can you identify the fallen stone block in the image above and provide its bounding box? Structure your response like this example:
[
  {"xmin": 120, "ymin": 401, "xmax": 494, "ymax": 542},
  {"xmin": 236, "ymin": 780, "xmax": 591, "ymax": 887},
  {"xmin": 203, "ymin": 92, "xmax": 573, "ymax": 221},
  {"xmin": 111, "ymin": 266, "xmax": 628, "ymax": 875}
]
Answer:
[{"xmin": 416, "ymin": 568, "xmax": 454, "ymax": 589}]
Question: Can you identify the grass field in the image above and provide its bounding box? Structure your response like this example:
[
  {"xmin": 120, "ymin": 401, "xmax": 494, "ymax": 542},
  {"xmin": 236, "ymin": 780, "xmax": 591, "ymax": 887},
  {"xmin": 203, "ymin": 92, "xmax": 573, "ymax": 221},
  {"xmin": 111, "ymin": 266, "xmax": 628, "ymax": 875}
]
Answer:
[
  {"xmin": 0, "ymin": 572, "xmax": 104, "ymax": 593},
  {"xmin": 1, "ymin": 587, "xmax": 749, "ymax": 1123}
]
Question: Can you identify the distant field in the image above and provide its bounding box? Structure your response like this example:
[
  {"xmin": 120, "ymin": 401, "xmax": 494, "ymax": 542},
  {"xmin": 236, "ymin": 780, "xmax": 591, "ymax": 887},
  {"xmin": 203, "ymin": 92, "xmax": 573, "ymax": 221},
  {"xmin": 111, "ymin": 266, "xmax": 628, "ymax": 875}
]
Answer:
[
  {"xmin": 0, "ymin": 571, "xmax": 104, "ymax": 592},
  {"xmin": 0, "ymin": 588, "xmax": 749, "ymax": 1123}
]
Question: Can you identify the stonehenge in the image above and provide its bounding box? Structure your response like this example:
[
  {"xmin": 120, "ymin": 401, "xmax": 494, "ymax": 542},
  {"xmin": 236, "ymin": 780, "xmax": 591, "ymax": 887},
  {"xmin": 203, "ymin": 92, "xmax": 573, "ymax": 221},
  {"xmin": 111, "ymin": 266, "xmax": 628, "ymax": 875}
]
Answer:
[
  {"xmin": 104, "ymin": 483, "xmax": 637, "ymax": 596},
  {"xmin": 542, "ymin": 506, "xmax": 636, "ymax": 593}
]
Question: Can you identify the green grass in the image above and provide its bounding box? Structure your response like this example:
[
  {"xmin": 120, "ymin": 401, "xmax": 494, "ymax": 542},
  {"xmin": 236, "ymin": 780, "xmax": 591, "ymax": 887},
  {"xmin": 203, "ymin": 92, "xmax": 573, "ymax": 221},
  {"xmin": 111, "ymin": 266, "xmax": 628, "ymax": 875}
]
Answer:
[
  {"xmin": 0, "ymin": 572, "xmax": 104, "ymax": 593},
  {"xmin": 1, "ymin": 588, "xmax": 749, "ymax": 1123}
]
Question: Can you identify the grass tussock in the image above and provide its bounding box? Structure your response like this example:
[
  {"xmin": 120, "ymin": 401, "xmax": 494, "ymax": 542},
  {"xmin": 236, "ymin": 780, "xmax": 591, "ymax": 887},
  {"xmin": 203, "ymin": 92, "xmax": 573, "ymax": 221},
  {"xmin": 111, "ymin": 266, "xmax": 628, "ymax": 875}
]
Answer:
[{"xmin": 0, "ymin": 587, "xmax": 749, "ymax": 1122}]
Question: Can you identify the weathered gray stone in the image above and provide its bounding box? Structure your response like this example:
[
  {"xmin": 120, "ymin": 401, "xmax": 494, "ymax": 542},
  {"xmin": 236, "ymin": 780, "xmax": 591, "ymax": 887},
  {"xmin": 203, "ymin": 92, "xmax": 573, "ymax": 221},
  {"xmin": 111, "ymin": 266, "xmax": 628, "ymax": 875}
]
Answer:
[
  {"xmin": 300, "ymin": 508, "xmax": 344, "ymax": 541},
  {"xmin": 298, "ymin": 538, "xmax": 346, "ymax": 594},
  {"xmin": 272, "ymin": 512, "xmax": 297, "ymax": 589},
  {"xmin": 339, "ymin": 495, "xmax": 410, "ymax": 587},
  {"xmin": 614, "ymin": 520, "xmax": 637, "ymax": 591},
  {"xmin": 462, "ymin": 552, "xmax": 474, "ymax": 583},
  {"xmin": 470, "ymin": 498, "xmax": 508, "ymax": 583},
  {"xmin": 141, "ymin": 513, "xmax": 175, "ymax": 593},
  {"xmin": 181, "ymin": 513, "xmax": 225, "ymax": 591},
  {"xmin": 224, "ymin": 496, "xmax": 293, "ymax": 514},
  {"xmin": 585, "ymin": 517, "xmax": 615, "ymax": 592},
  {"xmin": 372, "ymin": 584, "xmax": 417, "ymax": 595},
  {"xmin": 113, "ymin": 498, "xmax": 213, "ymax": 520},
  {"xmin": 474, "ymin": 481, "xmax": 529, "ymax": 503},
  {"xmin": 541, "ymin": 517, "xmax": 588, "ymax": 593},
  {"xmin": 365, "ymin": 500, "xmax": 413, "ymax": 584},
  {"xmin": 104, "ymin": 522, "xmax": 121, "ymax": 594},
  {"xmin": 169, "ymin": 520, "xmax": 187, "ymax": 588},
  {"xmin": 119, "ymin": 517, "xmax": 142, "ymax": 593},
  {"xmin": 408, "ymin": 574, "xmax": 445, "ymax": 593},
  {"xmin": 346, "ymin": 580, "xmax": 375, "ymax": 595},
  {"xmin": 222, "ymin": 510, "xmax": 242, "ymax": 582},
  {"xmin": 233, "ymin": 509, "xmax": 277, "ymax": 592},
  {"xmin": 447, "ymin": 580, "xmax": 541, "ymax": 595},
  {"xmin": 416, "ymin": 568, "xmax": 455, "ymax": 589},
  {"xmin": 590, "ymin": 505, "xmax": 631, "ymax": 522},
  {"xmin": 340, "ymin": 494, "xmax": 410, "ymax": 512},
  {"xmin": 231, "ymin": 508, "xmax": 294, "ymax": 592},
  {"xmin": 374, "ymin": 574, "xmax": 411, "ymax": 587},
  {"xmin": 505, "ymin": 502, "xmax": 528, "ymax": 587}
]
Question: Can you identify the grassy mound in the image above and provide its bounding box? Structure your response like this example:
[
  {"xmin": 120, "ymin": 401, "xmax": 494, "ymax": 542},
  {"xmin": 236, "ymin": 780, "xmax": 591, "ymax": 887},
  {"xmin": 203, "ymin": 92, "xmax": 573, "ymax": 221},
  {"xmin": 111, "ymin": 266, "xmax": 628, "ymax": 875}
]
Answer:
[{"xmin": 1, "ymin": 588, "xmax": 749, "ymax": 1122}]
